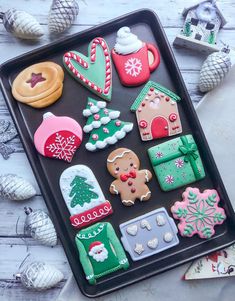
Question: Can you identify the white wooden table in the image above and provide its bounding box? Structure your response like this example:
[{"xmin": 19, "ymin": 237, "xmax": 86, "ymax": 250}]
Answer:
[{"xmin": 0, "ymin": 1, "xmax": 234, "ymax": 300}]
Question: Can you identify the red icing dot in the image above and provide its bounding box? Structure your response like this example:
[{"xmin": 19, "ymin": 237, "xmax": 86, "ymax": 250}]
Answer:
[
  {"xmin": 165, "ymin": 97, "xmax": 170, "ymax": 102},
  {"xmin": 139, "ymin": 120, "xmax": 148, "ymax": 129},
  {"xmin": 141, "ymin": 102, "xmax": 146, "ymax": 107},
  {"xmin": 94, "ymin": 114, "xmax": 100, "ymax": 120},
  {"xmin": 131, "ymin": 188, "xmax": 136, "ymax": 193},
  {"xmin": 150, "ymin": 87, "xmax": 154, "ymax": 91},
  {"xmin": 88, "ymin": 102, "xmax": 93, "ymax": 106},
  {"xmin": 92, "ymin": 134, "xmax": 98, "ymax": 140},
  {"xmin": 115, "ymin": 121, "xmax": 121, "ymax": 127},
  {"xmin": 128, "ymin": 181, "xmax": 133, "ymax": 186},
  {"xmin": 169, "ymin": 113, "xmax": 177, "ymax": 122}
]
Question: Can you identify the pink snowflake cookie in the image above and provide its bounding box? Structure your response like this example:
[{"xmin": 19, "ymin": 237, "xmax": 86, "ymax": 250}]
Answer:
[
  {"xmin": 171, "ymin": 187, "xmax": 226, "ymax": 239},
  {"xmin": 34, "ymin": 112, "xmax": 83, "ymax": 163}
]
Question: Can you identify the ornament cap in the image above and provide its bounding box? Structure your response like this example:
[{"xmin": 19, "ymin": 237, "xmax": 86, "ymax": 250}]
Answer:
[
  {"xmin": 24, "ymin": 206, "xmax": 33, "ymax": 215},
  {"xmin": 43, "ymin": 112, "xmax": 54, "ymax": 120},
  {"xmin": 15, "ymin": 273, "xmax": 21, "ymax": 280}
]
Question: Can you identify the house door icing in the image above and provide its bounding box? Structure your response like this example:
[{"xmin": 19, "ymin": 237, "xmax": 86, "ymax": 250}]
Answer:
[{"xmin": 151, "ymin": 117, "xmax": 169, "ymax": 138}]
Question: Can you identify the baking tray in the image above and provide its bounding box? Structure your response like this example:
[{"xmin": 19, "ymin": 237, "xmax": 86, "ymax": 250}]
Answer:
[{"xmin": 1, "ymin": 9, "xmax": 235, "ymax": 298}]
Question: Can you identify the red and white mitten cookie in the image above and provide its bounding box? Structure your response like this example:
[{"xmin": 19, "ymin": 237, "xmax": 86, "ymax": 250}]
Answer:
[
  {"xmin": 112, "ymin": 27, "xmax": 160, "ymax": 86},
  {"xmin": 34, "ymin": 112, "xmax": 82, "ymax": 163},
  {"xmin": 107, "ymin": 148, "xmax": 152, "ymax": 206}
]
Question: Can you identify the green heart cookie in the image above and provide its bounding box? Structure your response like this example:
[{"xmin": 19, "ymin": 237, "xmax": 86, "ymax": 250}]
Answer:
[{"xmin": 63, "ymin": 37, "xmax": 112, "ymax": 101}]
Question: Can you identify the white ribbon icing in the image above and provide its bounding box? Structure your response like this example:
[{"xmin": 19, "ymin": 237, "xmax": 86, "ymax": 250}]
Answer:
[{"xmin": 114, "ymin": 27, "xmax": 143, "ymax": 55}]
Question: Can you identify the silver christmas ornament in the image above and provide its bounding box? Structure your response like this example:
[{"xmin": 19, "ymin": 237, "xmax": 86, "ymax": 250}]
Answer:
[
  {"xmin": 24, "ymin": 207, "xmax": 57, "ymax": 247},
  {"xmin": 0, "ymin": 9, "xmax": 44, "ymax": 40},
  {"xmin": 15, "ymin": 261, "xmax": 64, "ymax": 290},
  {"xmin": 0, "ymin": 119, "xmax": 17, "ymax": 159},
  {"xmin": 48, "ymin": 0, "xmax": 79, "ymax": 34},
  {"xmin": 199, "ymin": 50, "xmax": 232, "ymax": 92},
  {"xmin": 0, "ymin": 174, "xmax": 36, "ymax": 201}
]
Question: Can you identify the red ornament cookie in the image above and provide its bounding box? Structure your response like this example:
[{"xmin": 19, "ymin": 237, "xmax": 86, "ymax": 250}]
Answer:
[
  {"xmin": 112, "ymin": 27, "xmax": 160, "ymax": 86},
  {"xmin": 107, "ymin": 148, "xmax": 152, "ymax": 206},
  {"xmin": 131, "ymin": 81, "xmax": 182, "ymax": 141},
  {"xmin": 34, "ymin": 112, "xmax": 83, "ymax": 162}
]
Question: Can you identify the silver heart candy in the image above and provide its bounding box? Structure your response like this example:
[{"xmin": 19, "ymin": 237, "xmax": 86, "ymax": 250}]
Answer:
[
  {"xmin": 126, "ymin": 224, "xmax": 138, "ymax": 236},
  {"xmin": 147, "ymin": 238, "xmax": 158, "ymax": 249},
  {"xmin": 140, "ymin": 219, "xmax": 152, "ymax": 231},
  {"xmin": 156, "ymin": 214, "xmax": 166, "ymax": 226},
  {"xmin": 164, "ymin": 232, "xmax": 173, "ymax": 243},
  {"xmin": 134, "ymin": 243, "xmax": 144, "ymax": 255}
]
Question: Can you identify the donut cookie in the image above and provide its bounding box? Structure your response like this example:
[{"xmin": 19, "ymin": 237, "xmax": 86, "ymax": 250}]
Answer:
[
  {"xmin": 75, "ymin": 222, "xmax": 129, "ymax": 285},
  {"xmin": 119, "ymin": 208, "xmax": 179, "ymax": 261},
  {"xmin": 171, "ymin": 187, "xmax": 226, "ymax": 239},
  {"xmin": 83, "ymin": 98, "xmax": 133, "ymax": 151},
  {"xmin": 148, "ymin": 134, "xmax": 205, "ymax": 191},
  {"xmin": 63, "ymin": 37, "xmax": 112, "ymax": 101},
  {"xmin": 112, "ymin": 27, "xmax": 160, "ymax": 86},
  {"xmin": 107, "ymin": 148, "xmax": 152, "ymax": 206},
  {"xmin": 12, "ymin": 61, "xmax": 64, "ymax": 108},
  {"xmin": 60, "ymin": 165, "xmax": 113, "ymax": 229},
  {"xmin": 131, "ymin": 81, "xmax": 182, "ymax": 140},
  {"xmin": 34, "ymin": 112, "xmax": 82, "ymax": 163}
]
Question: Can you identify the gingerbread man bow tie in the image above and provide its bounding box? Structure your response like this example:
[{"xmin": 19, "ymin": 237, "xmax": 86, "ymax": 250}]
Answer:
[{"xmin": 120, "ymin": 170, "xmax": 136, "ymax": 182}]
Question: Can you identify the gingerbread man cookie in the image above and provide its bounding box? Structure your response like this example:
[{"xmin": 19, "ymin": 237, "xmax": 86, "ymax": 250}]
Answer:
[{"xmin": 107, "ymin": 148, "xmax": 152, "ymax": 206}]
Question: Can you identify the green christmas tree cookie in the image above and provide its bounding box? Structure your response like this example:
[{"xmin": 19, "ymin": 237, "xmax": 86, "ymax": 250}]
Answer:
[{"xmin": 83, "ymin": 97, "xmax": 133, "ymax": 151}]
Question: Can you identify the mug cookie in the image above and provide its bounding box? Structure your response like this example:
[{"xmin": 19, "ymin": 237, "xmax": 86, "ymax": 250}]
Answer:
[
  {"xmin": 148, "ymin": 134, "xmax": 205, "ymax": 191},
  {"xmin": 12, "ymin": 61, "xmax": 64, "ymax": 108},
  {"xmin": 60, "ymin": 165, "xmax": 113, "ymax": 229},
  {"xmin": 63, "ymin": 37, "xmax": 112, "ymax": 101},
  {"xmin": 112, "ymin": 27, "xmax": 160, "ymax": 86},
  {"xmin": 34, "ymin": 112, "xmax": 82, "ymax": 163},
  {"xmin": 131, "ymin": 81, "xmax": 182, "ymax": 141},
  {"xmin": 107, "ymin": 148, "xmax": 152, "ymax": 206},
  {"xmin": 83, "ymin": 97, "xmax": 133, "ymax": 151},
  {"xmin": 171, "ymin": 187, "xmax": 226, "ymax": 239},
  {"xmin": 75, "ymin": 222, "xmax": 129, "ymax": 285},
  {"xmin": 119, "ymin": 208, "xmax": 179, "ymax": 261}
]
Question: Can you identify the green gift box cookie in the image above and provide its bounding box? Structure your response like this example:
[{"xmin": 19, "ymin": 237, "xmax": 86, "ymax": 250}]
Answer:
[{"xmin": 148, "ymin": 134, "xmax": 205, "ymax": 191}]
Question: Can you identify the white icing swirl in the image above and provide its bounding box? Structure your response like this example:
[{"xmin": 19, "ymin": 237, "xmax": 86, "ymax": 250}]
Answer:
[{"xmin": 114, "ymin": 27, "xmax": 143, "ymax": 55}]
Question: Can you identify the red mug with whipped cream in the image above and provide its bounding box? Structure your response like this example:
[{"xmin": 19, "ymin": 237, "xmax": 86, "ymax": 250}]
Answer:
[{"xmin": 112, "ymin": 27, "xmax": 160, "ymax": 86}]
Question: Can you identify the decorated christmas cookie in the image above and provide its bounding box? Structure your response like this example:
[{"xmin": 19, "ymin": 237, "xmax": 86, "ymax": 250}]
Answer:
[
  {"xmin": 12, "ymin": 62, "xmax": 64, "ymax": 108},
  {"xmin": 60, "ymin": 165, "xmax": 113, "ymax": 229},
  {"xmin": 34, "ymin": 112, "xmax": 82, "ymax": 163},
  {"xmin": 131, "ymin": 81, "xmax": 182, "ymax": 140},
  {"xmin": 119, "ymin": 208, "xmax": 179, "ymax": 261},
  {"xmin": 107, "ymin": 148, "xmax": 152, "ymax": 206},
  {"xmin": 148, "ymin": 134, "xmax": 205, "ymax": 191},
  {"xmin": 83, "ymin": 97, "xmax": 133, "ymax": 151},
  {"xmin": 63, "ymin": 37, "xmax": 112, "ymax": 101},
  {"xmin": 171, "ymin": 187, "xmax": 226, "ymax": 239},
  {"xmin": 75, "ymin": 222, "xmax": 129, "ymax": 285},
  {"xmin": 112, "ymin": 27, "xmax": 160, "ymax": 86}
]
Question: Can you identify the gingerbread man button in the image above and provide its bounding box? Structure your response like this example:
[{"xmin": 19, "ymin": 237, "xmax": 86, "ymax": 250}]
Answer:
[{"xmin": 107, "ymin": 148, "xmax": 152, "ymax": 206}]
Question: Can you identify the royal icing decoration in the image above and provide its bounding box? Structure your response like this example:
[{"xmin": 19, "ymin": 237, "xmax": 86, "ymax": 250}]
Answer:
[
  {"xmin": 148, "ymin": 134, "xmax": 206, "ymax": 191},
  {"xmin": 107, "ymin": 148, "xmax": 152, "ymax": 206},
  {"xmin": 63, "ymin": 37, "xmax": 112, "ymax": 101},
  {"xmin": 112, "ymin": 27, "xmax": 160, "ymax": 86},
  {"xmin": 119, "ymin": 208, "xmax": 179, "ymax": 261},
  {"xmin": 171, "ymin": 187, "xmax": 226, "ymax": 239},
  {"xmin": 59, "ymin": 165, "xmax": 113, "ymax": 229},
  {"xmin": 131, "ymin": 81, "xmax": 182, "ymax": 141},
  {"xmin": 75, "ymin": 222, "xmax": 129, "ymax": 285},
  {"xmin": 83, "ymin": 98, "xmax": 133, "ymax": 151},
  {"xmin": 12, "ymin": 62, "xmax": 64, "ymax": 108},
  {"xmin": 34, "ymin": 112, "xmax": 82, "ymax": 163}
]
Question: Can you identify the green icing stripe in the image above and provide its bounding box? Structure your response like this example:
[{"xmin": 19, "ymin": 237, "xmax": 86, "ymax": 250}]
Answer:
[{"xmin": 131, "ymin": 81, "xmax": 181, "ymax": 111}]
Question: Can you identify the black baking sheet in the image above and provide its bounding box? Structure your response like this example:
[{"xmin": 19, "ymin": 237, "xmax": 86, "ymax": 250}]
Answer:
[{"xmin": 1, "ymin": 9, "xmax": 235, "ymax": 298}]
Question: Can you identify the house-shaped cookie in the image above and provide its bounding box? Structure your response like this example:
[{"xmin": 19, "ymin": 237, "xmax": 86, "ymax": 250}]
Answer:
[{"xmin": 131, "ymin": 81, "xmax": 182, "ymax": 141}]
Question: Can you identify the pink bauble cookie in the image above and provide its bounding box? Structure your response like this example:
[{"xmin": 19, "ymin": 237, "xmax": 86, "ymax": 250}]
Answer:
[
  {"xmin": 171, "ymin": 187, "xmax": 226, "ymax": 239},
  {"xmin": 34, "ymin": 112, "xmax": 83, "ymax": 162}
]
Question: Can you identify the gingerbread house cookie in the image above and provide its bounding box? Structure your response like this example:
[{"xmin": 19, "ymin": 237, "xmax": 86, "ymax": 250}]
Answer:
[{"xmin": 130, "ymin": 81, "xmax": 182, "ymax": 141}]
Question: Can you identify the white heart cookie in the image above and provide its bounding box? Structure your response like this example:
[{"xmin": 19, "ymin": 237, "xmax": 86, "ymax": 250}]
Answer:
[
  {"xmin": 140, "ymin": 219, "xmax": 151, "ymax": 231},
  {"xmin": 126, "ymin": 224, "xmax": 138, "ymax": 236},
  {"xmin": 147, "ymin": 238, "xmax": 158, "ymax": 249}
]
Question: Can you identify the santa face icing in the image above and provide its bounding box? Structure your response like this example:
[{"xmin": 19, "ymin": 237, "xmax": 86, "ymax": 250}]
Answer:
[
  {"xmin": 88, "ymin": 241, "xmax": 108, "ymax": 262},
  {"xmin": 112, "ymin": 27, "xmax": 160, "ymax": 87},
  {"xmin": 107, "ymin": 148, "xmax": 152, "ymax": 206},
  {"xmin": 34, "ymin": 112, "xmax": 82, "ymax": 163}
]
